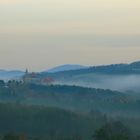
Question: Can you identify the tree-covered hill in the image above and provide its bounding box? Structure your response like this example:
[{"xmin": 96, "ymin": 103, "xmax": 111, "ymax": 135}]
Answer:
[
  {"xmin": 0, "ymin": 103, "xmax": 106, "ymax": 139},
  {"xmin": 0, "ymin": 82, "xmax": 140, "ymax": 139},
  {"xmin": 0, "ymin": 81, "xmax": 139, "ymax": 116}
]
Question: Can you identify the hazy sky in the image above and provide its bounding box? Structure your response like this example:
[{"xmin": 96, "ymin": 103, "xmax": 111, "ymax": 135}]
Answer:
[{"xmin": 0, "ymin": 0, "xmax": 140, "ymax": 71}]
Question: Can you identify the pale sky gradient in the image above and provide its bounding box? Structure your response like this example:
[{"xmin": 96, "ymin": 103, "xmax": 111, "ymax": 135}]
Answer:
[{"xmin": 0, "ymin": 0, "xmax": 140, "ymax": 71}]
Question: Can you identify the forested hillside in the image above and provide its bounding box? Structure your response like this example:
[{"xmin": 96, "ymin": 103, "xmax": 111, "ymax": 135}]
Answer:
[
  {"xmin": 0, "ymin": 81, "xmax": 138, "ymax": 115},
  {"xmin": 0, "ymin": 81, "xmax": 140, "ymax": 139}
]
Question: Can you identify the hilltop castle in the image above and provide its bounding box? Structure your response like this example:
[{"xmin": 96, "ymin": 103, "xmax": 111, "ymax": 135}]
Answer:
[{"xmin": 22, "ymin": 69, "xmax": 54, "ymax": 85}]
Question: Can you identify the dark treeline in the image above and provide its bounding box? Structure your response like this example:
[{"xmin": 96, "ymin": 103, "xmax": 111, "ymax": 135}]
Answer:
[
  {"xmin": 0, "ymin": 103, "xmax": 106, "ymax": 140},
  {"xmin": 0, "ymin": 103, "xmax": 139, "ymax": 140}
]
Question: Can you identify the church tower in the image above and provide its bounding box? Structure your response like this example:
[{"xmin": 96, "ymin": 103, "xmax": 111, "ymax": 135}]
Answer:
[
  {"xmin": 22, "ymin": 69, "xmax": 29, "ymax": 83},
  {"xmin": 25, "ymin": 69, "xmax": 29, "ymax": 75}
]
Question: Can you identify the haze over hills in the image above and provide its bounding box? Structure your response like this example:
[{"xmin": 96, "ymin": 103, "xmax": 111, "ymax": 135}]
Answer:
[
  {"xmin": 1, "ymin": 60, "xmax": 140, "ymax": 92},
  {"xmin": 46, "ymin": 64, "xmax": 87, "ymax": 73},
  {"xmin": 0, "ymin": 64, "xmax": 87, "ymax": 80},
  {"xmin": 0, "ymin": 61, "xmax": 140, "ymax": 139},
  {"xmin": 1, "ymin": 60, "xmax": 140, "ymax": 80},
  {"xmin": 0, "ymin": 70, "xmax": 24, "ymax": 81},
  {"xmin": 0, "ymin": 0, "xmax": 140, "ymax": 138},
  {"xmin": 42, "ymin": 60, "xmax": 140, "ymax": 92}
]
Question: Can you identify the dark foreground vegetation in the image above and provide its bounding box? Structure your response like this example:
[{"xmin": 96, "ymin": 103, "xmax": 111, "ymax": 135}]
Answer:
[
  {"xmin": 0, "ymin": 103, "xmax": 140, "ymax": 140},
  {"xmin": 1, "ymin": 120, "xmax": 140, "ymax": 140}
]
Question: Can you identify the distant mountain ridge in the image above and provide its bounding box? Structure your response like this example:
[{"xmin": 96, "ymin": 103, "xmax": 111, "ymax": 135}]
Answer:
[
  {"xmin": 46, "ymin": 64, "xmax": 87, "ymax": 73},
  {"xmin": 1, "ymin": 60, "xmax": 140, "ymax": 82},
  {"xmin": 0, "ymin": 70, "xmax": 24, "ymax": 81},
  {"xmin": 43, "ymin": 60, "xmax": 140, "ymax": 75}
]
